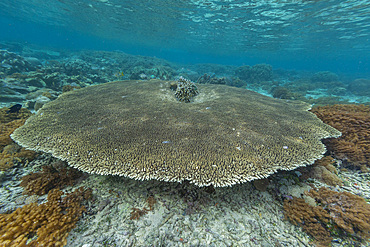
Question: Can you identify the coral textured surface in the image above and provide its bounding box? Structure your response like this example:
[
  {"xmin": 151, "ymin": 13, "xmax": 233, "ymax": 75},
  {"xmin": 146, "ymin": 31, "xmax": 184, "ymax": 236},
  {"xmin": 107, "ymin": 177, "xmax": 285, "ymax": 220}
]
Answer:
[
  {"xmin": 20, "ymin": 164, "xmax": 84, "ymax": 196},
  {"xmin": 0, "ymin": 187, "xmax": 92, "ymax": 246},
  {"xmin": 311, "ymin": 104, "xmax": 370, "ymax": 168},
  {"xmin": 11, "ymin": 80, "xmax": 340, "ymax": 187},
  {"xmin": 0, "ymin": 107, "xmax": 35, "ymax": 170},
  {"xmin": 284, "ymin": 187, "xmax": 370, "ymax": 246}
]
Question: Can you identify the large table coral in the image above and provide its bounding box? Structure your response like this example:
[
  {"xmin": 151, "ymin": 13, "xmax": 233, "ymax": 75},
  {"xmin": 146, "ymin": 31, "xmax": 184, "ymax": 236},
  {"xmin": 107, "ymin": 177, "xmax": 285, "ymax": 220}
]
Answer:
[{"xmin": 11, "ymin": 80, "xmax": 340, "ymax": 187}]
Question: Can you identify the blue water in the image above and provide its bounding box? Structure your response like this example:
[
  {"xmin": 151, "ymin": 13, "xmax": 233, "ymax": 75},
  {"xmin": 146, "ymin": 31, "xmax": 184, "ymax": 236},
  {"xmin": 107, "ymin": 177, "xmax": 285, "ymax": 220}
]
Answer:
[{"xmin": 0, "ymin": 0, "xmax": 369, "ymax": 75}]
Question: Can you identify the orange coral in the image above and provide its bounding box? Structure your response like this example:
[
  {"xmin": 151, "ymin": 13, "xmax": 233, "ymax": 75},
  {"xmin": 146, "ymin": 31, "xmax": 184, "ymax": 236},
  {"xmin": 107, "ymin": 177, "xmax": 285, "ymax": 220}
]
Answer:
[
  {"xmin": 311, "ymin": 104, "xmax": 370, "ymax": 168},
  {"xmin": 0, "ymin": 107, "xmax": 35, "ymax": 170},
  {"xmin": 0, "ymin": 119, "xmax": 26, "ymax": 150},
  {"xmin": 0, "ymin": 143, "xmax": 36, "ymax": 171},
  {"xmin": 0, "ymin": 187, "xmax": 92, "ymax": 246},
  {"xmin": 0, "ymin": 107, "xmax": 32, "ymax": 124}
]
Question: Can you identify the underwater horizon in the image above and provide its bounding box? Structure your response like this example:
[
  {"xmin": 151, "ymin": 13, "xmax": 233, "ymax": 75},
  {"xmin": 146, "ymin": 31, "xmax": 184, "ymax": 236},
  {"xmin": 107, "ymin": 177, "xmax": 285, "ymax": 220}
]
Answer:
[{"xmin": 0, "ymin": 0, "xmax": 369, "ymax": 76}]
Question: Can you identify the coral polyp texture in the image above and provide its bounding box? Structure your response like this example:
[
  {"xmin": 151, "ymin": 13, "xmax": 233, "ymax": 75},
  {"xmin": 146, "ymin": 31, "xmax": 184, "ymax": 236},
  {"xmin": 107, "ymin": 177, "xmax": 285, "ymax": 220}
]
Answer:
[
  {"xmin": 0, "ymin": 187, "xmax": 92, "ymax": 246},
  {"xmin": 0, "ymin": 107, "xmax": 35, "ymax": 170},
  {"xmin": 284, "ymin": 187, "xmax": 370, "ymax": 245},
  {"xmin": 311, "ymin": 104, "xmax": 370, "ymax": 168},
  {"xmin": 11, "ymin": 80, "xmax": 340, "ymax": 187},
  {"xmin": 174, "ymin": 76, "xmax": 199, "ymax": 102}
]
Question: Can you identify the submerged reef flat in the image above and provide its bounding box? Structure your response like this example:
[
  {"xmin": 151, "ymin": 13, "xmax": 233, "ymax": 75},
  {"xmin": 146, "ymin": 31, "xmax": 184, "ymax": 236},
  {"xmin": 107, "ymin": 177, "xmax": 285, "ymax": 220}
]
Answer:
[{"xmin": 1, "ymin": 153, "xmax": 369, "ymax": 246}]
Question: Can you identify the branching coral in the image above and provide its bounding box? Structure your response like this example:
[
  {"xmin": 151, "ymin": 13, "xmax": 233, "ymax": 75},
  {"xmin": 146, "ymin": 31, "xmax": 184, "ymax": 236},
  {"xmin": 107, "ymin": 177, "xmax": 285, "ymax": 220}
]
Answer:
[
  {"xmin": 130, "ymin": 196, "xmax": 157, "ymax": 220},
  {"xmin": 0, "ymin": 107, "xmax": 32, "ymax": 124},
  {"xmin": 20, "ymin": 164, "xmax": 84, "ymax": 196},
  {"xmin": 311, "ymin": 104, "xmax": 370, "ymax": 168},
  {"xmin": 0, "ymin": 119, "xmax": 26, "ymax": 150},
  {"xmin": 0, "ymin": 107, "xmax": 35, "ymax": 170},
  {"xmin": 309, "ymin": 156, "xmax": 343, "ymax": 186},
  {"xmin": 174, "ymin": 76, "xmax": 199, "ymax": 102},
  {"xmin": 284, "ymin": 187, "xmax": 370, "ymax": 246},
  {"xmin": 306, "ymin": 187, "xmax": 370, "ymax": 240},
  {"xmin": 0, "ymin": 143, "xmax": 36, "ymax": 171},
  {"xmin": 0, "ymin": 187, "xmax": 92, "ymax": 246},
  {"xmin": 197, "ymin": 74, "xmax": 228, "ymax": 85},
  {"xmin": 234, "ymin": 64, "xmax": 273, "ymax": 84},
  {"xmin": 284, "ymin": 197, "xmax": 332, "ymax": 246}
]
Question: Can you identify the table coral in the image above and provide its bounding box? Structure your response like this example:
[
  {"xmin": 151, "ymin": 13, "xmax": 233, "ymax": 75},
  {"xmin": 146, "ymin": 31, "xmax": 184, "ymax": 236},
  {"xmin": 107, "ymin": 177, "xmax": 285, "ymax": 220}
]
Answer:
[
  {"xmin": 11, "ymin": 80, "xmax": 340, "ymax": 187},
  {"xmin": 0, "ymin": 187, "xmax": 92, "ymax": 246},
  {"xmin": 311, "ymin": 104, "xmax": 370, "ymax": 168}
]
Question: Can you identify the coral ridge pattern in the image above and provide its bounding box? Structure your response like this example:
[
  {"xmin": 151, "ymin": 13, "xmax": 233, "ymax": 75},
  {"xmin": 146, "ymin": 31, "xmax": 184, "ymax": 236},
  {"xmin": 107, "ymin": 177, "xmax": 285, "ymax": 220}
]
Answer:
[{"xmin": 11, "ymin": 80, "xmax": 341, "ymax": 187}]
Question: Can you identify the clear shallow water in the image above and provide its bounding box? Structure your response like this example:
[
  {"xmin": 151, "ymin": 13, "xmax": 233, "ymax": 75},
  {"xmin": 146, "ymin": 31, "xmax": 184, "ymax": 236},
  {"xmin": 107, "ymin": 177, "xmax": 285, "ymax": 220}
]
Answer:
[
  {"xmin": 0, "ymin": 0, "xmax": 369, "ymax": 74},
  {"xmin": 0, "ymin": 2, "xmax": 369, "ymax": 246}
]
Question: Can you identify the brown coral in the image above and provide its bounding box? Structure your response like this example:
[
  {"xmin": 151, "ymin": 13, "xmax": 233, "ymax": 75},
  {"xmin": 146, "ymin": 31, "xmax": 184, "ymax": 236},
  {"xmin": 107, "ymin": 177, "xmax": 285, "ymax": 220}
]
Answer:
[
  {"xmin": 0, "ymin": 187, "xmax": 92, "ymax": 246},
  {"xmin": 0, "ymin": 107, "xmax": 32, "ymax": 124},
  {"xmin": 0, "ymin": 143, "xmax": 36, "ymax": 171},
  {"xmin": 284, "ymin": 197, "xmax": 332, "ymax": 246},
  {"xmin": 311, "ymin": 104, "xmax": 370, "ymax": 168},
  {"xmin": 0, "ymin": 107, "xmax": 35, "ymax": 170},
  {"xmin": 0, "ymin": 119, "xmax": 26, "ymax": 150},
  {"xmin": 306, "ymin": 187, "xmax": 370, "ymax": 240},
  {"xmin": 130, "ymin": 195, "xmax": 157, "ymax": 220},
  {"xmin": 284, "ymin": 187, "xmax": 370, "ymax": 246},
  {"xmin": 62, "ymin": 85, "xmax": 81, "ymax": 93},
  {"xmin": 309, "ymin": 156, "xmax": 343, "ymax": 186},
  {"xmin": 20, "ymin": 164, "xmax": 84, "ymax": 196}
]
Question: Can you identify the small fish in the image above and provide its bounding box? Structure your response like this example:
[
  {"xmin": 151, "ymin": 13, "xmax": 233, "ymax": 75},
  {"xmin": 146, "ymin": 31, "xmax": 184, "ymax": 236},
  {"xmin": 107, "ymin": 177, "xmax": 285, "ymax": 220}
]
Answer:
[
  {"xmin": 115, "ymin": 71, "xmax": 125, "ymax": 78},
  {"xmin": 6, "ymin": 104, "xmax": 22, "ymax": 114}
]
